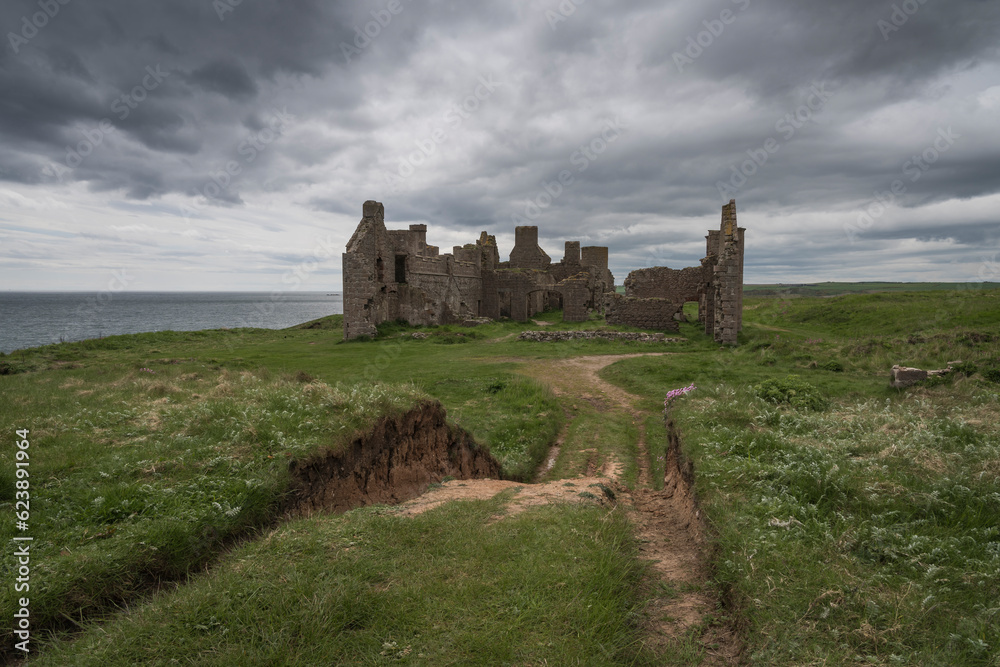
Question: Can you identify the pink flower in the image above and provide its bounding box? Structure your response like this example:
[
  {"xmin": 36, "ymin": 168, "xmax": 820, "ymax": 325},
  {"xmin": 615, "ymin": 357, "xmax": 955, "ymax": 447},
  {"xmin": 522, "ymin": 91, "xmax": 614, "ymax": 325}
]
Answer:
[{"xmin": 663, "ymin": 383, "xmax": 696, "ymax": 412}]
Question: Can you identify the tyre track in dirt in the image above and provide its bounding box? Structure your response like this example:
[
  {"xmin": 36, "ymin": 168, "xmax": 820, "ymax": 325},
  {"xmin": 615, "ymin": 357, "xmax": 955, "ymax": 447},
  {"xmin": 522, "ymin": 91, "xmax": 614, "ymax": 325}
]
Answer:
[
  {"xmin": 398, "ymin": 353, "xmax": 740, "ymax": 664},
  {"xmin": 519, "ymin": 354, "xmax": 739, "ymax": 663}
]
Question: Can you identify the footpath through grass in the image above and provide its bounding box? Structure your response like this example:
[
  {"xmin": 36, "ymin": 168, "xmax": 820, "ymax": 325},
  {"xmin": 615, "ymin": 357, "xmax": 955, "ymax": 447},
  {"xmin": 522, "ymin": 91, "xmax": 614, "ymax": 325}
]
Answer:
[
  {"xmin": 1, "ymin": 312, "xmax": 681, "ymax": 664},
  {"xmin": 605, "ymin": 287, "xmax": 1000, "ymax": 665},
  {"xmin": 3, "ymin": 287, "xmax": 1000, "ymax": 664}
]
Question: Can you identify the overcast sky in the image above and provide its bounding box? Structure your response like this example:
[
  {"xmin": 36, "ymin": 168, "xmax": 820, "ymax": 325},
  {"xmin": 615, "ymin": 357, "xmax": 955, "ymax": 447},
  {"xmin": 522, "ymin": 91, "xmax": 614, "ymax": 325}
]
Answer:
[{"xmin": 2, "ymin": 0, "xmax": 999, "ymax": 292}]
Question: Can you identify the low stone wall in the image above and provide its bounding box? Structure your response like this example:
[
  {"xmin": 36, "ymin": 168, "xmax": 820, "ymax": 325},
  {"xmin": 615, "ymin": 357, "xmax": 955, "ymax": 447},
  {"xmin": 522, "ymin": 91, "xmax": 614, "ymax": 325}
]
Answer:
[
  {"xmin": 625, "ymin": 265, "xmax": 707, "ymax": 303},
  {"xmin": 603, "ymin": 293, "xmax": 680, "ymax": 332},
  {"xmin": 518, "ymin": 331, "xmax": 683, "ymax": 343},
  {"xmin": 890, "ymin": 364, "xmax": 954, "ymax": 388}
]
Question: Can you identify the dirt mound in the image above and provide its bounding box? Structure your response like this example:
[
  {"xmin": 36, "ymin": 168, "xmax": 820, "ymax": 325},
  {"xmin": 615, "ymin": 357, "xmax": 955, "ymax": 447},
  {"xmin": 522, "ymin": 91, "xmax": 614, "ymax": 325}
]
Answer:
[{"xmin": 284, "ymin": 400, "xmax": 502, "ymax": 515}]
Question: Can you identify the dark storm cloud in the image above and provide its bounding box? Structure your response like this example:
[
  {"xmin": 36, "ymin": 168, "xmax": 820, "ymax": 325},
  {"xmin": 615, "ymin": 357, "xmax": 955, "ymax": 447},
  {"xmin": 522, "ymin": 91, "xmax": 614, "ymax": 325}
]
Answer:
[
  {"xmin": 1, "ymin": 0, "xmax": 998, "ymax": 288},
  {"xmin": 651, "ymin": 0, "xmax": 1000, "ymax": 96},
  {"xmin": 183, "ymin": 59, "xmax": 258, "ymax": 100},
  {"xmin": 0, "ymin": 0, "xmax": 357, "ymax": 197}
]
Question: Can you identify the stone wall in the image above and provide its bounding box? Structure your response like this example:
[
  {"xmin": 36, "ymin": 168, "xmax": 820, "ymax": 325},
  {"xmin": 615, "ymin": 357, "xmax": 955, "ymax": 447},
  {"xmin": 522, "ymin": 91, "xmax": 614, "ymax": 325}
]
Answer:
[
  {"xmin": 518, "ymin": 331, "xmax": 682, "ymax": 342},
  {"xmin": 604, "ymin": 293, "xmax": 680, "ymax": 331},
  {"xmin": 624, "ymin": 264, "xmax": 709, "ymax": 321},
  {"xmin": 343, "ymin": 201, "xmax": 489, "ymax": 338},
  {"xmin": 496, "ymin": 270, "xmax": 553, "ymax": 321},
  {"xmin": 613, "ymin": 200, "xmax": 745, "ymax": 342},
  {"xmin": 580, "ymin": 246, "xmax": 608, "ymax": 271},
  {"xmin": 342, "ymin": 201, "xmax": 393, "ymax": 339},
  {"xmin": 558, "ymin": 273, "xmax": 591, "ymax": 322},
  {"xmin": 563, "ymin": 241, "xmax": 581, "ymax": 265}
]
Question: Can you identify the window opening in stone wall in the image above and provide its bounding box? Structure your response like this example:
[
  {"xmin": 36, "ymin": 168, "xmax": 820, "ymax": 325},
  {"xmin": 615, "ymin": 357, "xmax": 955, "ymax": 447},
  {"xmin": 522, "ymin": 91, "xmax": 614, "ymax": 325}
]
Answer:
[{"xmin": 395, "ymin": 255, "xmax": 407, "ymax": 283}]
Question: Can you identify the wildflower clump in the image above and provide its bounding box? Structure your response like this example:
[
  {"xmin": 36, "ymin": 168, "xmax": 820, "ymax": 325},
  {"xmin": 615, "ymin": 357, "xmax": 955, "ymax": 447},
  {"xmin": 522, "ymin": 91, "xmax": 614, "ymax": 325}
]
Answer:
[{"xmin": 663, "ymin": 383, "xmax": 696, "ymax": 417}]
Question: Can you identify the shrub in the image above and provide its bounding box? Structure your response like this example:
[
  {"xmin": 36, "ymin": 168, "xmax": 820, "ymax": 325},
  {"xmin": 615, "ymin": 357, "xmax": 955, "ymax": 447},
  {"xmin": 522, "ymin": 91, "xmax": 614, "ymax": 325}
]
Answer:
[
  {"xmin": 923, "ymin": 373, "xmax": 953, "ymax": 387},
  {"xmin": 982, "ymin": 368, "xmax": 1000, "ymax": 384},
  {"xmin": 753, "ymin": 375, "xmax": 829, "ymax": 411},
  {"xmin": 949, "ymin": 361, "xmax": 977, "ymax": 377},
  {"xmin": 0, "ymin": 360, "xmax": 33, "ymax": 375},
  {"xmin": 819, "ymin": 360, "xmax": 844, "ymax": 372},
  {"xmin": 483, "ymin": 378, "xmax": 506, "ymax": 394}
]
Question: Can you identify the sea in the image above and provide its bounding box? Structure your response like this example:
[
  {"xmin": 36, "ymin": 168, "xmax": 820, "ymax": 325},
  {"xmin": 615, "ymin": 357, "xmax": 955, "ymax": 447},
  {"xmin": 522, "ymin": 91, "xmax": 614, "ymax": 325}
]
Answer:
[{"xmin": 0, "ymin": 292, "xmax": 343, "ymax": 354}]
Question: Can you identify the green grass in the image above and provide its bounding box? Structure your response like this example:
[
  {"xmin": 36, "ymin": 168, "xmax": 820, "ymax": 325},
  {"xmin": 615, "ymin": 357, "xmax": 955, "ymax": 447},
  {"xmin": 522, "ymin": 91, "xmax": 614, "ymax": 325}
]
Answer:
[
  {"xmin": 0, "ymin": 367, "xmax": 426, "ymax": 651},
  {"xmin": 745, "ymin": 281, "xmax": 999, "ymax": 297},
  {"xmin": 31, "ymin": 498, "xmax": 655, "ymax": 666},
  {"xmin": 0, "ymin": 310, "xmax": 681, "ymax": 660},
  {"xmin": 542, "ymin": 409, "xmax": 640, "ymax": 486},
  {"xmin": 4, "ymin": 288, "xmax": 1000, "ymax": 664},
  {"xmin": 677, "ymin": 386, "xmax": 1000, "ymax": 665},
  {"xmin": 604, "ymin": 288, "xmax": 1000, "ymax": 665}
]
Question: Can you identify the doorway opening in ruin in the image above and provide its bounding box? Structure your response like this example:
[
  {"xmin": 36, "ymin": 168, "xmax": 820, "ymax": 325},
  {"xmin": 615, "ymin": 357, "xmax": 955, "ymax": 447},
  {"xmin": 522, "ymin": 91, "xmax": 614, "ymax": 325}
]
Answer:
[
  {"xmin": 499, "ymin": 290, "xmax": 512, "ymax": 319},
  {"xmin": 526, "ymin": 289, "xmax": 547, "ymax": 319},
  {"xmin": 546, "ymin": 290, "xmax": 563, "ymax": 311}
]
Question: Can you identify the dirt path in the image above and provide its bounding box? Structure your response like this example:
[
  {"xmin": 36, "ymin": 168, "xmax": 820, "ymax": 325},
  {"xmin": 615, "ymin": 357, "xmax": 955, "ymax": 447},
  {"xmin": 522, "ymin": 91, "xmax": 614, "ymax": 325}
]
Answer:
[{"xmin": 398, "ymin": 353, "xmax": 740, "ymax": 664}]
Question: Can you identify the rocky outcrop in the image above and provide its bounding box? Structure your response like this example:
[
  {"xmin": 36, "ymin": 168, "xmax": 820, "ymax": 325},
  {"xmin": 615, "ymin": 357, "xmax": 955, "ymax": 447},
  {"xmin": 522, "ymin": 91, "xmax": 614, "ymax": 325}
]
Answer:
[{"xmin": 284, "ymin": 401, "xmax": 501, "ymax": 515}]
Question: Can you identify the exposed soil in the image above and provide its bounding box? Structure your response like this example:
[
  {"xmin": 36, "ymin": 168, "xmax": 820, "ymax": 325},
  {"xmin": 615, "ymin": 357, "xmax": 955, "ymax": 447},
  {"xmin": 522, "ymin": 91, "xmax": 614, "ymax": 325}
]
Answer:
[
  {"xmin": 396, "ymin": 476, "xmax": 616, "ymax": 518},
  {"xmin": 276, "ymin": 353, "xmax": 740, "ymax": 662},
  {"xmin": 395, "ymin": 353, "xmax": 741, "ymax": 664},
  {"xmin": 518, "ymin": 353, "xmax": 671, "ymax": 410},
  {"xmin": 284, "ymin": 400, "xmax": 501, "ymax": 515},
  {"xmin": 532, "ymin": 407, "xmax": 569, "ymax": 481},
  {"xmin": 524, "ymin": 354, "xmax": 739, "ymax": 662}
]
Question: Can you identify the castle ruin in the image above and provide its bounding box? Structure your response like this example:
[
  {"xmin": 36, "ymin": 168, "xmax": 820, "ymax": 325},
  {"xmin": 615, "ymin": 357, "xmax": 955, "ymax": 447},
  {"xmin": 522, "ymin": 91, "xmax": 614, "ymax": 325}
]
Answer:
[
  {"xmin": 342, "ymin": 199, "xmax": 745, "ymax": 344},
  {"xmin": 612, "ymin": 199, "xmax": 745, "ymax": 344},
  {"xmin": 342, "ymin": 201, "xmax": 613, "ymax": 339}
]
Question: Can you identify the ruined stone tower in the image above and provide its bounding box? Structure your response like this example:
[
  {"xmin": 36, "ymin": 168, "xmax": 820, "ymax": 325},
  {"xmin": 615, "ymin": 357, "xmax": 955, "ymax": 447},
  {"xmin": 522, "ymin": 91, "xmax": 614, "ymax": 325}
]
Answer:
[
  {"xmin": 611, "ymin": 199, "xmax": 746, "ymax": 344},
  {"xmin": 509, "ymin": 226, "xmax": 551, "ymax": 270},
  {"xmin": 709, "ymin": 200, "xmax": 745, "ymax": 345}
]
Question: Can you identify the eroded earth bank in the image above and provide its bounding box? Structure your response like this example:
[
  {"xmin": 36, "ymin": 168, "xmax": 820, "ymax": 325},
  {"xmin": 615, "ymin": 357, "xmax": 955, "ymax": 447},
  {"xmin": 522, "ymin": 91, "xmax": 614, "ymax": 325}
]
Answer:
[{"xmin": 401, "ymin": 354, "xmax": 742, "ymax": 664}]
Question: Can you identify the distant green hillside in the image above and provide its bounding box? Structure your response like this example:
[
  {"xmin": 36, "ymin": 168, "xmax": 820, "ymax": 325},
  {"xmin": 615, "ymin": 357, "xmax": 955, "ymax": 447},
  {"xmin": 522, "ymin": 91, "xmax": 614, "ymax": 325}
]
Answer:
[{"xmin": 745, "ymin": 281, "xmax": 998, "ymax": 297}]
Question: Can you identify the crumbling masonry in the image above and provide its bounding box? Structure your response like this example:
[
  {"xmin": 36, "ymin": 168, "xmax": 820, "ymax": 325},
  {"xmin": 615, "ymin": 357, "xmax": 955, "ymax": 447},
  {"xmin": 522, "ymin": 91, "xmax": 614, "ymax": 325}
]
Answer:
[
  {"xmin": 610, "ymin": 199, "xmax": 745, "ymax": 344},
  {"xmin": 343, "ymin": 199, "xmax": 744, "ymax": 344},
  {"xmin": 342, "ymin": 201, "xmax": 614, "ymax": 339}
]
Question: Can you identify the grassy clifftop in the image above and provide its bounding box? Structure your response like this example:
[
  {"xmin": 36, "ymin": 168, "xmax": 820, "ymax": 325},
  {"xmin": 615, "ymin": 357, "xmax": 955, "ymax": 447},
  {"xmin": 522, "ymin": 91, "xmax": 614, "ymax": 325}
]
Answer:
[{"xmin": 3, "ymin": 288, "xmax": 1000, "ymax": 665}]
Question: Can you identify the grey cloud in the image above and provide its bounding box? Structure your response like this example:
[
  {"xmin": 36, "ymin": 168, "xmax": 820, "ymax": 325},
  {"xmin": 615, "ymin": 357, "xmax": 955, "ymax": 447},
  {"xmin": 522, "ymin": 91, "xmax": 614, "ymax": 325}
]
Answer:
[
  {"xmin": 0, "ymin": 0, "xmax": 997, "ymax": 288},
  {"xmin": 184, "ymin": 59, "xmax": 258, "ymax": 99}
]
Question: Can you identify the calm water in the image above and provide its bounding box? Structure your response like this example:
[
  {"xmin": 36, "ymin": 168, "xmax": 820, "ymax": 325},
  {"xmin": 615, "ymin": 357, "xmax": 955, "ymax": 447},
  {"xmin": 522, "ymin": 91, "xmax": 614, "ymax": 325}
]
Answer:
[{"xmin": 0, "ymin": 292, "xmax": 343, "ymax": 353}]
